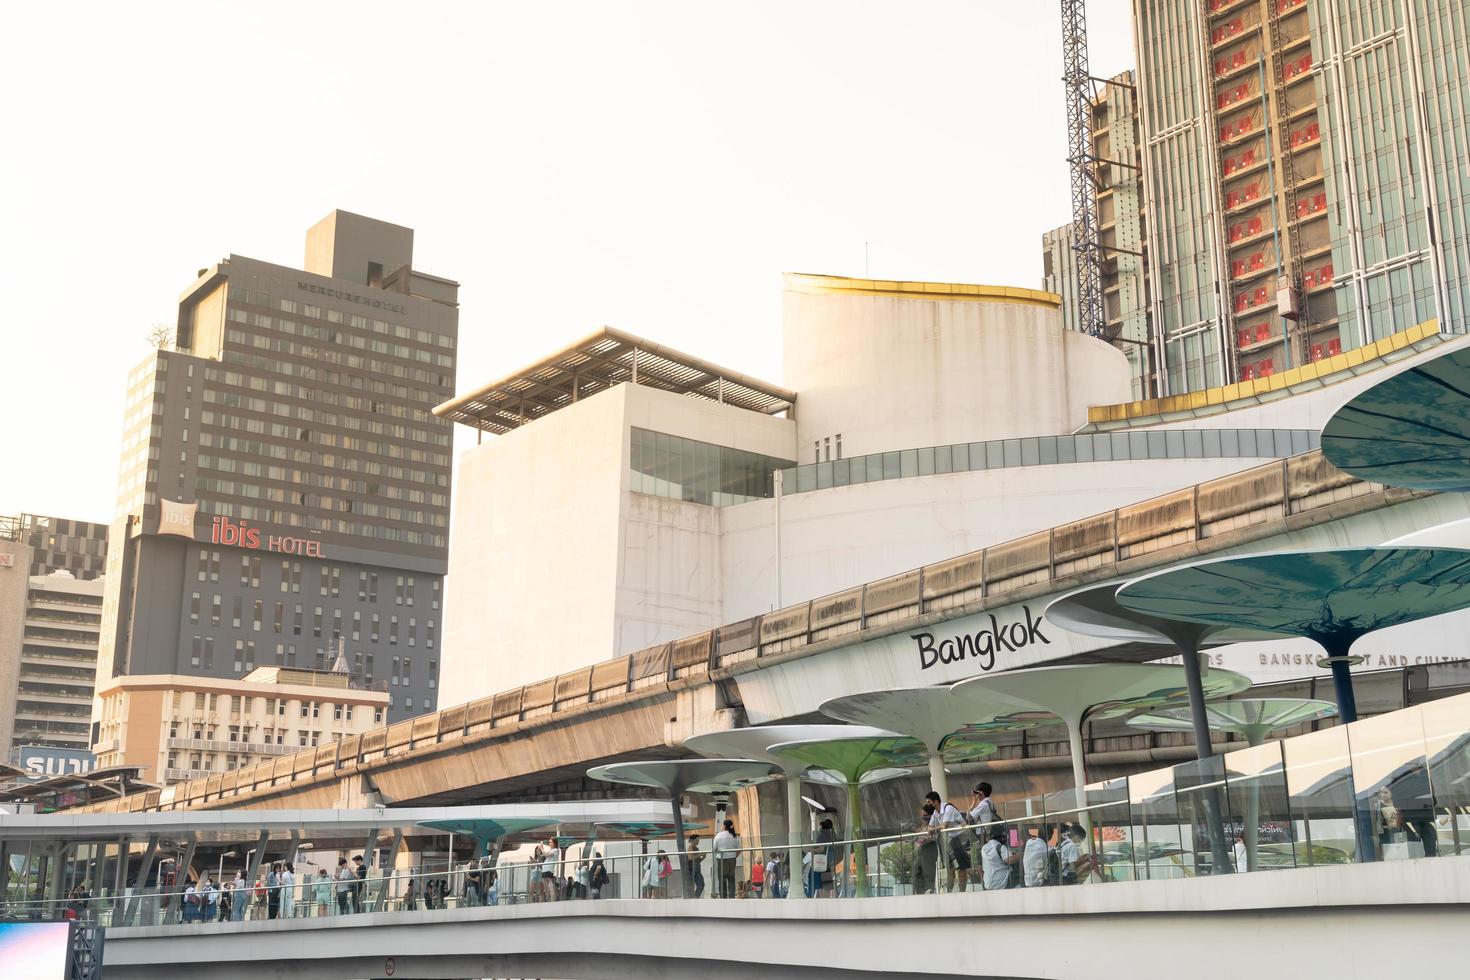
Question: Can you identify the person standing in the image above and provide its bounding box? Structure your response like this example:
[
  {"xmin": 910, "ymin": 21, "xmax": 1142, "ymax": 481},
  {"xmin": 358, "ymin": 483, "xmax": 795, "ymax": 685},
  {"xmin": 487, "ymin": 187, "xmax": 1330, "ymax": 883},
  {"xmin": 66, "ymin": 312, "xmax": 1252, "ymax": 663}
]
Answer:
[
  {"xmin": 765, "ymin": 854, "xmax": 781, "ymax": 899},
  {"xmin": 712, "ymin": 819, "xmax": 740, "ymax": 898},
  {"xmin": 750, "ymin": 854, "xmax": 765, "ymax": 898},
  {"xmin": 641, "ymin": 850, "xmax": 661, "ymax": 898},
  {"xmin": 925, "ymin": 790, "xmax": 968, "ymax": 892},
  {"xmin": 914, "ymin": 803, "xmax": 939, "ymax": 895},
  {"xmin": 541, "ymin": 839, "xmax": 561, "ymax": 902},
  {"xmin": 589, "ymin": 855, "xmax": 609, "ymax": 899},
  {"xmin": 281, "ymin": 862, "xmax": 297, "ymax": 918},
  {"xmin": 181, "ymin": 880, "xmax": 199, "ymax": 924},
  {"xmin": 230, "ymin": 871, "xmax": 247, "ymax": 921},
  {"xmin": 334, "ymin": 857, "xmax": 354, "ymax": 915},
  {"xmin": 1059, "ymin": 825, "xmax": 1085, "ymax": 884},
  {"xmin": 686, "ymin": 836, "xmax": 706, "ymax": 898},
  {"xmin": 201, "ymin": 876, "xmax": 219, "ymax": 922},
  {"xmin": 1023, "ymin": 825, "xmax": 1054, "ymax": 887},
  {"xmin": 266, "ymin": 863, "xmax": 282, "ymax": 919},
  {"xmin": 314, "ymin": 868, "xmax": 332, "ymax": 916},
  {"xmin": 809, "ymin": 818, "xmax": 837, "ymax": 898},
  {"xmin": 980, "ymin": 826, "xmax": 1016, "ymax": 891},
  {"xmin": 352, "ymin": 855, "xmax": 368, "ymax": 913}
]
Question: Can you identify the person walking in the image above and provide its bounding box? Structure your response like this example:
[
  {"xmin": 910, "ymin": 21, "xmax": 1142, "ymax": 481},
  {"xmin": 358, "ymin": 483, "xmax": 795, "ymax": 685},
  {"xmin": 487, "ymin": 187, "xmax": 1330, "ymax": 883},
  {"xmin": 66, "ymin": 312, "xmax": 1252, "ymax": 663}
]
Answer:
[
  {"xmin": 686, "ymin": 835, "xmax": 706, "ymax": 898},
  {"xmin": 314, "ymin": 868, "xmax": 332, "ymax": 916},
  {"xmin": 641, "ymin": 849, "xmax": 661, "ymax": 898},
  {"xmin": 925, "ymin": 790, "xmax": 969, "ymax": 892},
  {"xmin": 334, "ymin": 857, "xmax": 355, "ymax": 915}
]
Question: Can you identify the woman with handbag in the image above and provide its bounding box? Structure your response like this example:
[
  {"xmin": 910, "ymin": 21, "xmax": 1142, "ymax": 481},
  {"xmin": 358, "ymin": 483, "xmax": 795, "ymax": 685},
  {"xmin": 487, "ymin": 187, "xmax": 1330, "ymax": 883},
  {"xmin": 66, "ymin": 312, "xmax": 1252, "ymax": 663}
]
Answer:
[{"xmin": 808, "ymin": 818, "xmax": 837, "ymax": 898}]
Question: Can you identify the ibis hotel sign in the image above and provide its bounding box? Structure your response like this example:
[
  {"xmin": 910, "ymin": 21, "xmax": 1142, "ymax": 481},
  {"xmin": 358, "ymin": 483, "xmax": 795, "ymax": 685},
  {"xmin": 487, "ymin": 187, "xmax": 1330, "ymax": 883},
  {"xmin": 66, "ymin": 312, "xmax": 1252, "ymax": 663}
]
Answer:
[
  {"xmin": 157, "ymin": 502, "xmax": 325, "ymax": 557},
  {"xmin": 210, "ymin": 516, "xmax": 326, "ymax": 557}
]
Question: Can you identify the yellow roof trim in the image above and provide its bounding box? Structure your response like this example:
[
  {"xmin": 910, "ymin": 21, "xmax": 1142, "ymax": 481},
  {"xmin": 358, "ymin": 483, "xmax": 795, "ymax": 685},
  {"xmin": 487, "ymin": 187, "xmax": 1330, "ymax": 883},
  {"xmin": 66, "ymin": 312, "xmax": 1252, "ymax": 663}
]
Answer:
[
  {"xmin": 1086, "ymin": 319, "xmax": 1442, "ymax": 425},
  {"xmin": 784, "ymin": 272, "xmax": 1061, "ymax": 310}
]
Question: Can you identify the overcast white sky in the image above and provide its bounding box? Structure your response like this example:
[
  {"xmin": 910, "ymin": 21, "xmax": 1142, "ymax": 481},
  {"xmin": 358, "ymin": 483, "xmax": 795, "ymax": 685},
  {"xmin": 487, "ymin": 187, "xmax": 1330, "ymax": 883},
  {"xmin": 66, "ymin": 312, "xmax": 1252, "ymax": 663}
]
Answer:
[{"xmin": 0, "ymin": 0, "xmax": 1135, "ymax": 524}]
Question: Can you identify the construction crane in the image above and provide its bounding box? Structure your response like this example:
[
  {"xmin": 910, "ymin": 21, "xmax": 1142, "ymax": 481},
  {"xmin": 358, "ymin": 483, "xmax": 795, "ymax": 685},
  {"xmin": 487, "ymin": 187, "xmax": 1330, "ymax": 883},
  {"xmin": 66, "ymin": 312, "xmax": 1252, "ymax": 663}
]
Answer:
[{"xmin": 1060, "ymin": 0, "xmax": 1105, "ymax": 339}]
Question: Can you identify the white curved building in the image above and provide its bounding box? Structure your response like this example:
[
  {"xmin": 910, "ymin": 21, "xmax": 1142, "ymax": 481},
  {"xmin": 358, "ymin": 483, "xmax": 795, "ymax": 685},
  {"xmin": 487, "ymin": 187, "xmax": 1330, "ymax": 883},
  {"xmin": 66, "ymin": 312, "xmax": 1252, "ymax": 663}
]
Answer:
[
  {"xmin": 436, "ymin": 275, "xmax": 1363, "ymax": 699},
  {"xmin": 782, "ymin": 274, "xmax": 1131, "ymax": 459}
]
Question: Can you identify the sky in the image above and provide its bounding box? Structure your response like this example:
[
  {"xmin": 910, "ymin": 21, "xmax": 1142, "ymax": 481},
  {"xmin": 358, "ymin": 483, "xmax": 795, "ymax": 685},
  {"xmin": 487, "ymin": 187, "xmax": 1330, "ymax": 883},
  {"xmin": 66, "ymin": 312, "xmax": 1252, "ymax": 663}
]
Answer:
[{"xmin": 0, "ymin": 0, "xmax": 1136, "ymax": 524}]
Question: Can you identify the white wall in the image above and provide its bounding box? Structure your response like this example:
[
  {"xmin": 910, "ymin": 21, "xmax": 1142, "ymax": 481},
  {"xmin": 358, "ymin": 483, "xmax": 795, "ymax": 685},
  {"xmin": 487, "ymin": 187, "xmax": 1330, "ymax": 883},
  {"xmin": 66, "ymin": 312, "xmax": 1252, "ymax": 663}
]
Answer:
[
  {"xmin": 720, "ymin": 455, "xmax": 1275, "ymax": 621},
  {"xmin": 782, "ymin": 288, "xmax": 1131, "ymax": 460},
  {"xmin": 440, "ymin": 386, "xmax": 628, "ymax": 700}
]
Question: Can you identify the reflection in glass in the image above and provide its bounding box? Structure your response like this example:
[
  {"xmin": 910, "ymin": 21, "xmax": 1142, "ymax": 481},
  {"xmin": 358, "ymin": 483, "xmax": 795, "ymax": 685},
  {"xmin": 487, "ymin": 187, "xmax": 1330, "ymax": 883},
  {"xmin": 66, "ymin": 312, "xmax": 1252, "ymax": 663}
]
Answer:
[
  {"xmin": 630, "ymin": 428, "xmax": 793, "ymax": 506},
  {"xmin": 1421, "ymin": 696, "xmax": 1470, "ymax": 856},
  {"xmin": 1283, "ymin": 726, "xmax": 1357, "ymax": 865},
  {"xmin": 1223, "ymin": 742, "xmax": 1294, "ymax": 872},
  {"xmin": 1173, "ymin": 756, "xmax": 1232, "ymax": 876},
  {"xmin": 1348, "ymin": 707, "xmax": 1435, "ymax": 860},
  {"xmin": 1128, "ymin": 766, "xmax": 1187, "ymax": 879}
]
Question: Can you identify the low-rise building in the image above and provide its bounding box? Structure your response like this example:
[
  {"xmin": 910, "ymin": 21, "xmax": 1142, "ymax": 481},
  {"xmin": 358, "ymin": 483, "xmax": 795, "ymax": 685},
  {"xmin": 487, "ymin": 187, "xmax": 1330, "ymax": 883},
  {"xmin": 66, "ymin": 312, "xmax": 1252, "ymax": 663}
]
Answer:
[{"xmin": 93, "ymin": 665, "xmax": 388, "ymax": 784}]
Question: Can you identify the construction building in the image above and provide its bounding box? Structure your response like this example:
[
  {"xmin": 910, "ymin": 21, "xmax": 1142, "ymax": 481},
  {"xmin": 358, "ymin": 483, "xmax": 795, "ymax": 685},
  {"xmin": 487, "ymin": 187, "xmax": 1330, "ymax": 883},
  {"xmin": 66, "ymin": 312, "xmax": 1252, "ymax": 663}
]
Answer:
[
  {"xmin": 1051, "ymin": 1, "xmax": 1470, "ymax": 396},
  {"xmin": 1044, "ymin": 69, "xmax": 1155, "ymax": 400}
]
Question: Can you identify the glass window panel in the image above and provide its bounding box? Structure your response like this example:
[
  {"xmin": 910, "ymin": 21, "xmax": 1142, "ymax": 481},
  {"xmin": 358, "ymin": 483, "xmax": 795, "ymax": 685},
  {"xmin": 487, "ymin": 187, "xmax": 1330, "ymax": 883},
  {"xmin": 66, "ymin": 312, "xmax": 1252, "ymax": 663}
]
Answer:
[
  {"xmin": 1183, "ymin": 429, "xmax": 1203, "ymax": 458},
  {"xmin": 1422, "ymin": 694, "xmax": 1470, "ymax": 857},
  {"xmin": 796, "ymin": 463, "xmax": 816, "ymax": 494},
  {"xmin": 881, "ymin": 452, "xmax": 900, "ymax": 480},
  {"xmin": 1349, "ymin": 707, "xmax": 1433, "ymax": 862},
  {"xmin": 1128, "ymin": 766, "xmax": 1185, "ymax": 881},
  {"xmin": 1223, "ymin": 742, "xmax": 1295, "ymax": 873},
  {"xmin": 1074, "ymin": 435, "xmax": 1094, "ymax": 463},
  {"xmin": 917, "ymin": 447, "xmax": 935, "ymax": 476},
  {"xmin": 1020, "ymin": 438, "xmax": 1040, "ymax": 466},
  {"xmin": 934, "ymin": 445, "xmax": 953, "ymax": 474},
  {"xmin": 1172, "ymin": 756, "xmax": 1232, "ymax": 876},
  {"xmin": 1238, "ymin": 429, "xmax": 1259, "ymax": 457},
  {"xmin": 1093, "ymin": 433, "xmax": 1114, "ymax": 462},
  {"xmin": 1038, "ymin": 436, "xmax": 1058, "ymax": 465},
  {"xmin": 1221, "ymin": 429, "xmax": 1241, "ymax": 456},
  {"xmin": 833, "ymin": 458, "xmax": 850, "ymax": 487},
  {"xmin": 985, "ymin": 441, "xmax": 1004, "ymax": 469},
  {"xmin": 816, "ymin": 460, "xmax": 834, "ymax": 490},
  {"xmin": 1107, "ymin": 432, "xmax": 1127, "ymax": 460},
  {"xmin": 867, "ymin": 455, "xmax": 884, "ymax": 482},
  {"xmin": 1129, "ymin": 431, "xmax": 1149, "ymax": 459},
  {"xmin": 951, "ymin": 444, "xmax": 969, "ymax": 470},
  {"xmin": 1147, "ymin": 431, "xmax": 1167, "ymax": 458},
  {"xmin": 1283, "ymin": 726, "xmax": 1358, "ymax": 865},
  {"xmin": 1291, "ymin": 429, "xmax": 1310, "ymax": 454},
  {"xmin": 1003, "ymin": 439, "xmax": 1022, "ymax": 467},
  {"xmin": 1201, "ymin": 428, "xmax": 1222, "ymax": 457},
  {"xmin": 1057, "ymin": 436, "xmax": 1076, "ymax": 464},
  {"xmin": 968, "ymin": 443, "xmax": 986, "ymax": 470},
  {"xmin": 900, "ymin": 449, "xmax": 918, "ymax": 477}
]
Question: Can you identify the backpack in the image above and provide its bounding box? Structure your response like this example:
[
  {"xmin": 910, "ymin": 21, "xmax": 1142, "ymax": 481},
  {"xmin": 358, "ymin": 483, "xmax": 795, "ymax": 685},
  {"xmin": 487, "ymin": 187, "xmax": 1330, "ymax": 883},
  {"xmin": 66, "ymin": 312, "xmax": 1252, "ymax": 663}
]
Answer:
[
  {"xmin": 659, "ymin": 857, "xmax": 673, "ymax": 879},
  {"xmin": 186, "ymin": 889, "xmax": 201, "ymax": 907}
]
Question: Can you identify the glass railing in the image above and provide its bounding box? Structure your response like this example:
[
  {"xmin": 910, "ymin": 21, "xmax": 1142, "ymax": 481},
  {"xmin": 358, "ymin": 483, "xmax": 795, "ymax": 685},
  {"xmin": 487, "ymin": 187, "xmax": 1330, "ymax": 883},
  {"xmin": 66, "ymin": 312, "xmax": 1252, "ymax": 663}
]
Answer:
[{"xmin": 1, "ymin": 692, "xmax": 1465, "ymax": 927}]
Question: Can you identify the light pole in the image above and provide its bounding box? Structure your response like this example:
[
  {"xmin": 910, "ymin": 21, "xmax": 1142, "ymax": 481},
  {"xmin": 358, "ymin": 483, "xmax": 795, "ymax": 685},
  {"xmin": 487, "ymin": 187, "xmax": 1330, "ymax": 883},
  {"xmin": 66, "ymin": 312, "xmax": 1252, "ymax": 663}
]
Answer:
[{"xmin": 216, "ymin": 851, "xmax": 236, "ymax": 884}]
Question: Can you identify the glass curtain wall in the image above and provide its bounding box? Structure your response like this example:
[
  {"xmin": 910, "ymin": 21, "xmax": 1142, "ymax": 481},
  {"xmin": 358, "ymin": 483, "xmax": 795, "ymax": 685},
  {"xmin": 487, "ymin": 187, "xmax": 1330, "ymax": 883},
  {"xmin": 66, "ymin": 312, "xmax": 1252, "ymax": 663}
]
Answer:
[{"xmin": 629, "ymin": 428, "xmax": 794, "ymax": 507}]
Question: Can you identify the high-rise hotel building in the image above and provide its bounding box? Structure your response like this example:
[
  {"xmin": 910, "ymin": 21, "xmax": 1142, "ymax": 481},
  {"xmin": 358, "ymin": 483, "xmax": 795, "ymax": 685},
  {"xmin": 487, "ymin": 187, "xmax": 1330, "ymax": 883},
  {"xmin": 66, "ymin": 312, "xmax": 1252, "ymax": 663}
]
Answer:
[{"xmin": 95, "ymin": 211, "xmax": 458, "ymax": 744}]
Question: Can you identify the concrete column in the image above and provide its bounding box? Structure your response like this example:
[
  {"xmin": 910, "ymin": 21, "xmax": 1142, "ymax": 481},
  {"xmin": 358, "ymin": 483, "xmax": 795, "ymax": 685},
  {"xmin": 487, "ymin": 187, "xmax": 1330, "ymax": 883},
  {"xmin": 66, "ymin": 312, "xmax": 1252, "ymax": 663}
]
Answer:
[
  {"xmin": 785, "ymin": 775, "xmax": 805, "ymax": 900},
  {"xmin": 123, "ymin": 835, "xmax": 160, "ymax": 926},
  {"xmin": 928, "ymin": 752, "xmax": 951, "ymax": 891},
  {"xmin": 111, "ymin": 836, "xmax": 129, "ymax": 921},
  {"xmin": 669, "ymin": 789, "xmax": 688, "ymax": 900},
  {"xmin": 1178, "ymin": 639, "xmax": 1235, "ymax": 876}
]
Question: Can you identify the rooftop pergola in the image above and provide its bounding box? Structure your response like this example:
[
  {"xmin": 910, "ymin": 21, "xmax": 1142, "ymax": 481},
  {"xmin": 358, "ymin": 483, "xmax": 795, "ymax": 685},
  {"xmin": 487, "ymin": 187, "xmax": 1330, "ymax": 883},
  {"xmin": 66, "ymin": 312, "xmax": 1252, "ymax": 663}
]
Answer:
[
  {"xmin": 434, "ymin": 326, "xmax": 798, "ymax": 435},
  {"xmin": 1321, "ymin": 342, "xmax": 1470, "ymax": 491},
  {"xmin": 1116, "ymin": 548, "xmax": 1470, "ymax": 723}
]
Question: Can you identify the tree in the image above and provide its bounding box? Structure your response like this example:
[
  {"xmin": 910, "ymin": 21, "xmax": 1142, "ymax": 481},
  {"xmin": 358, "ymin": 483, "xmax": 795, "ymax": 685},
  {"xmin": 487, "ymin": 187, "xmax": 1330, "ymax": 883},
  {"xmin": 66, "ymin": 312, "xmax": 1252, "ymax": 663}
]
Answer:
[
  {"xmin": 146, "ymin": 322, "xmax": 174, "ymax": 349},
  {"xmin": 878, "ymin": 839, "xmax": 915, "ymax": 886}
]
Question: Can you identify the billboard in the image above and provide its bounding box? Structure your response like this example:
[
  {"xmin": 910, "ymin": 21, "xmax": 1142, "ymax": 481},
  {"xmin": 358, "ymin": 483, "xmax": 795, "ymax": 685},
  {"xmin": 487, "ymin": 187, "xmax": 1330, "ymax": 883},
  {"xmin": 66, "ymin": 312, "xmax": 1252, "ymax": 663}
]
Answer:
[
  {"xmin": 16, "ymin": 746, "xmax": 95, "ymax": 781},
  {"xmin": 0, "ymin": 922, "xmax": 72, "ymax": 980}
]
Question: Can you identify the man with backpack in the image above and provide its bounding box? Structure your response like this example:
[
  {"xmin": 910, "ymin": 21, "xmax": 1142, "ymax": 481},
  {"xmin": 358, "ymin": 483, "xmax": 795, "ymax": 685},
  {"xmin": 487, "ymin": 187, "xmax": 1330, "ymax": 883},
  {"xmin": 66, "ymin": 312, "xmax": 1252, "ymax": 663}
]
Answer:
[{"xmin": 925, "ymin": 790, "xmax": 970, "ymax": 892}]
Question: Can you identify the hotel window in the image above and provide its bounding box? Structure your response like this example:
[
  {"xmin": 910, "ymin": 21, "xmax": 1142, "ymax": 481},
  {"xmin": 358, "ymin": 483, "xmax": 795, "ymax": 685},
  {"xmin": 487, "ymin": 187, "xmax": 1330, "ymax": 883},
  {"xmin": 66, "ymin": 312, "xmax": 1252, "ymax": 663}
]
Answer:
[
  {"xmin": 191, "ymin": 635, "xmax": 203, "ymax": 668},
  {"xmin": 275, "ymin": 642, "xmax": 285, "ymax": 665},
  {"xmin": 313, "ymin": 606, "xmax": 323, "ymax": 638},
  {"xmin": 432, "ymin": 580, "xmax": 440, "ymax": 610},
  {"xmin": 408, "ymin": 617, "xmax": 416, "ymax": 647},
  {"xmin": 358, "ymin": 571, "xmax": 367, "ymax": 600},
  {"xmin": 210, "ymin": 595, "xmax": 221, "ymax": 626},
  {"xmin": 253, "ymin": 600, "xmax": 263, "ymax": 632},
  {"xmin": 319, "ymin": 567, "xmax": 329, "ymax": 596},
  {"xmin": 273, "ymin": 602, "xmax": 284, "ymax": 633},
  {"xmin": 234, "ymin": 639, "xmax": 245, "ymax": 673},
  {"xmin": 405, "ymin": 697, "xmax": 414, "ymax": 710},
  {"xmin": 371, "ymin": 613, "xmax": 380, "ymax": 643},
  {"xmin": 240, "ymin": 555, "xmax": 251, "ymax": 586},
  {"xmin": 368, "ymin": 573, "xmax": 378, "ymax": 602},
  {"xmin": 389, "ymin": 615, "xmax": 398, "ymax": 645},
  {"xmin": 330, "ymin": 566, "xmax": 340, "ymax": 597},
  {"xmin": 395, "ymin": 575, "xmax": 404, "ymax": 605},
  {"xmin": 406, "ymin": 576, "xmax": 415, "ymax": 606},
  {"xmin": 293, "ymin": 604, "xmax": 303, "ymax": 635},
  {"xmin": 197, "ymin": 549, "xmax": 208, "ymax": 582},
  {"xmin": 190, "ymin": 592, "xmax": 201, "ymax": 624},
  {"xmin": 428, "ymin": 659, "xmax": 437, "ymax": 689},
  {"xmin": 391, "ymin": 656, "xmax": 400, "ymax": 685},
  {"xmin": 402, "ymin": 657, "xmax": 411, "ymax": 682},
  {"xmin": 374, "ymin": 707, "xmax": 384, "ymax": 724},
  {"xmin": 352, "ymin": 611, "xmax": 361, "ymax": 641},
  {"xmin": 194, "ymin": 692, "xmax": 206, "ymax": 711},
  {"xmin": 281, "ymin": 560, "xmax": 291, "ymax": 593},
  {"xmin": 209, "ymin": 550, "xmax": 220, "ymax": 582},
  {"xmin": 232, "ymin": 597, "xmax": 242, "ymax": 628}
]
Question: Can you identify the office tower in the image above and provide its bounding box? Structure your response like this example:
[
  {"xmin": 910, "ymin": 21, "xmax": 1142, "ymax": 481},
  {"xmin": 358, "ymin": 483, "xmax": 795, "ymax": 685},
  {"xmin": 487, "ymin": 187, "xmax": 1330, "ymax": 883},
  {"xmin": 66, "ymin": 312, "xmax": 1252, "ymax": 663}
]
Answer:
[
  {"xmin": 1128, "ymin": 0, "xmax": 1470, "ymax": 393},
  {"xmin": 95, "ymin": 211, "xmax": 458, "ymax": 741},
  {"xmin": 1044, "ymin": 69, "xmax": 1156, "ymax": 400}
]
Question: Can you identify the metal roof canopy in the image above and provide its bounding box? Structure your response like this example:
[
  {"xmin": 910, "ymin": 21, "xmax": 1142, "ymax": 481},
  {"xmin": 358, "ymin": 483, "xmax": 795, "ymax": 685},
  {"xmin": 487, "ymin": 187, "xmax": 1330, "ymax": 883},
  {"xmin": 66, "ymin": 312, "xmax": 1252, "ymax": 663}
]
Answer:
[
  {"xmin": 434, "ymin": 326, "xmax": 797, "ymax": 435},
  {"xmin": 0, "ymin": 801, "xmax": 672, "ymax": 844}
]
